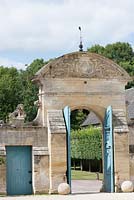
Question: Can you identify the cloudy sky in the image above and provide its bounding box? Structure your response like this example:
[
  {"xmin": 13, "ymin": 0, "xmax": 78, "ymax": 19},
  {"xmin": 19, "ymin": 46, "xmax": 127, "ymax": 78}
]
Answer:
[{"xmin": 0, "ymin": 0, "xmax": 134, "ymax": 69}]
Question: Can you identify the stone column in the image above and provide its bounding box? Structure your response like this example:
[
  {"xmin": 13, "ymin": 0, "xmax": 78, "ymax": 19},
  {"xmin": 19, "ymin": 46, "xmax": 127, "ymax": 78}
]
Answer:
[
  {"xmin": 47, "ymin": 110, "xmax": 67, "ymax": 193},
  {"xmin": 113, "ymin": 109, "xmax": 130, "ymax": 191}
]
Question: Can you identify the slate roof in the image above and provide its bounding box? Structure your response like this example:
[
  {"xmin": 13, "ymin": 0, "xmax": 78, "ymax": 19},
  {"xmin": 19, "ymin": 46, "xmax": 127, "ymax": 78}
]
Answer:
[
  {"xmin": 81, "ymin": 87, "xmax": 134, "ymax": 127},
  {"xmin": 81, "ymin": 112, "xmax": 101, "ymax": 127}
]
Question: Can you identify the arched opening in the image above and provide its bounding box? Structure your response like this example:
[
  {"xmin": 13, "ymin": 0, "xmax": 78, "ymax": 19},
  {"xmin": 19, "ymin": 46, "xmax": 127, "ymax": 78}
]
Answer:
[{"xmin": 70, "ymin": 108, "xmax": 103, "ymax": 194}]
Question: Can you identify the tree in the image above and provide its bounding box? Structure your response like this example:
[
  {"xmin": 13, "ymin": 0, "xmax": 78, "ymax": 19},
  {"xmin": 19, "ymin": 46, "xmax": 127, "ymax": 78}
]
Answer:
[
  {"xmin": 87, "ymin": 44, "xmax": 105, "ymax": 55},
  {"xmin": 88, "ymin": 42, "xmax": 134, "ymax": 63},
  {"xmin": 71, "ymin": 109, "xmax": 88, "ymax": 130},
  {"xmin": 26, "ymin": 58, "xmax": 46, "ymax": 76},
  {"xmin": 88, "ymin": 42, "xmax": 134, "ymax": 88},
  {"xmin": 0, "ymin": 67, "xmax": 22, "ymax": 121},
  {"xmin": 71, "ymin": 127, "xmax": 102, "ymax": 171},
  {"xmin": 0, "ymin": 59, "xmax": 47, "ymax": 122},
  {"xmin": 104, "ymin": 42, "xmax": 134, "ymax": 64},
  {"xmin": 20, "ymin": 59, "xmax": 46, "ymax": 121},
  {"xmin": 71, "ymin": 127, "xmax": 102, "ymax": 160}
]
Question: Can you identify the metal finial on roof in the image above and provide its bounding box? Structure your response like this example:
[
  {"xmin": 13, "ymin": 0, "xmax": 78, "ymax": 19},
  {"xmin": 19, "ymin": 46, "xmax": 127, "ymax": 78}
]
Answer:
[{"xmin": 78, "ymin": 26, "xmax": 83, "ymax": 51}]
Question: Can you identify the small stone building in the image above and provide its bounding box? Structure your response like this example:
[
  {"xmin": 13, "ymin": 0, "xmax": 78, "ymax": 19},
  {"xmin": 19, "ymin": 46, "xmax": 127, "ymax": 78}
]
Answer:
[{"xmin": 0, "ymin": 51, "xmax": 133, "ymax": 195}]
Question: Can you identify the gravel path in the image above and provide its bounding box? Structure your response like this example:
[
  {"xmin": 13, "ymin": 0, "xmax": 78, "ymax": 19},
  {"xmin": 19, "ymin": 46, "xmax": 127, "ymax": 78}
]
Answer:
[
  {"xmin": 1, "ymin": 180, "xmax": 134, "ymax": 200},
  {"xmin": 1, "ymin": 193, "xmax": 134, "ymax": 200},
  {"xmin": 72, "ymin": 180, "xmax": 102, "ymax": 193}
]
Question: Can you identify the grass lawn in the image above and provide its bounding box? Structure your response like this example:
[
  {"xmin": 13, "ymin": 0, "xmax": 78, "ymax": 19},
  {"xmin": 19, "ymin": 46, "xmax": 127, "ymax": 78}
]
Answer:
[{"xmin": 71, "ymin": 170, "xmax": 103, "ymax": 180}]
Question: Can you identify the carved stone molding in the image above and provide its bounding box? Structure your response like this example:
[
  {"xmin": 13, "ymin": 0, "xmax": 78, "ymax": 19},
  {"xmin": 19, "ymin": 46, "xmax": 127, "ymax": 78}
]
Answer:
[{"xmin": 35, "ymin": 52, "xmax": 131, "ymax": 81}]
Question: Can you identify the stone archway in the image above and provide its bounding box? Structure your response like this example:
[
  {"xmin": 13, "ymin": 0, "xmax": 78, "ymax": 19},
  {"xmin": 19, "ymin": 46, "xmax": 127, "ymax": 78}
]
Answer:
[
  {"xmin": 33, "ymin": 51, "xmax": 131, "ymax": 193},
  {"xmin": 67, "ymin": 106, "xmax": 104, "ymax": 194}
]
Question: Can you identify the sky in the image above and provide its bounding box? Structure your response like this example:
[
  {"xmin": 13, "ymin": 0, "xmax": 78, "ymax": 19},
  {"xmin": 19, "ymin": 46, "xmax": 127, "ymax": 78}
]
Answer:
[{"xmin": 0, "ymin": 0, "xmax": 134, "ymax": 69}]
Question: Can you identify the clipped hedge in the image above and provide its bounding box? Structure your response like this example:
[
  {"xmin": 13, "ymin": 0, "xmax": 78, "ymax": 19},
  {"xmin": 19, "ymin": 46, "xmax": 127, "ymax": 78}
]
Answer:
[{"xmin": 71, "ymin": 127, "xmax": 102, "ymax": 160}]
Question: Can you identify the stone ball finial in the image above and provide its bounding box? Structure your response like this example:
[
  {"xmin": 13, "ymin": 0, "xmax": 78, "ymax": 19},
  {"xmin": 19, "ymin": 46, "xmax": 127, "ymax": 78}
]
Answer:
[
  {"xmin": 58, "ymin": 183, "xmax": 70, "ymax": 195},
  {"xmin": 121, "ymin": 181, "xmax": 133, "ymax": 192}
]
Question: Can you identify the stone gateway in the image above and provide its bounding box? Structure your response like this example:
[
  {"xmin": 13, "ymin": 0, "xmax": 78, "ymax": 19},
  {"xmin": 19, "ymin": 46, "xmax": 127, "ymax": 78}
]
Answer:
[{"xmin": 0, "ymin": 51, "xmax": 132, "ymax": 194}]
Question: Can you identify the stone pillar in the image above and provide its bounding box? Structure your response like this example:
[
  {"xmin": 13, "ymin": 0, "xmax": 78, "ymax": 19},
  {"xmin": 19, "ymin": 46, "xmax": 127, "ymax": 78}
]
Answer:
[
  {"xmin": 47, "ymin": 110, "xmax": 67, "ymax": 193},
  {"xmin": 129, "ymin": 123, "xmax": 134, "ymax": 181},
  {"xmin": 113, "ymin": 109, "xmax": 130, "ymax": 190},
  {"xmin": 0, "ymin": 146, "xmax": 6, "ymax": 194},
  {"xmin": 33, "ymin": 147, "xmax": 49, "ymax": 194}
]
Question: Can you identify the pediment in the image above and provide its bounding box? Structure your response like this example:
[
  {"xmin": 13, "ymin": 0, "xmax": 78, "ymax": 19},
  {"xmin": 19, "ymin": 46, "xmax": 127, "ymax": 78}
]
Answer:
[{"xmin": 35, "ymin": 52, "xmax": 131, "ymax": 81}]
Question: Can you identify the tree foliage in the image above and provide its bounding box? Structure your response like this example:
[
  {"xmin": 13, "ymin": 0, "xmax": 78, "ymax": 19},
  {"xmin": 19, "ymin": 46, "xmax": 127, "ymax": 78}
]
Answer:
[
  {"xmin": 88, "ymin": 42, "xmax": 134, "ymax": 88},
  {"xmin": 19, "ymin": 59, "xmax": 46, "ymax": 121},
  {"xmin": 71, "ymin": 109, "xmax": 88, "ymax": 130},
  {"xmin": 71, "ymin": 127, "xmax": 102, "ymax": 160},
  {"xmin": 0, "ymin": 67, "xmax": 22, "ymax": 121},
  {"xmin": 0, "ymin": 59, "xmax": 46, "ymax": 122}
]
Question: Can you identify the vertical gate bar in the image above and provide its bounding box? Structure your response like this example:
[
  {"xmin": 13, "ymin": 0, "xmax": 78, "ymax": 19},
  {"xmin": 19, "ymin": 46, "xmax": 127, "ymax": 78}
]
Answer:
[
  {"xmin": 68, "ymin": 107, "xmax": 71, "ymax": 190},
  {"xmin": 103, "ymin": 106, "xmax": 114, "ymax": 192},
  {"xmin": 109, "ymin": 106, "xmax": 114, "ymax": 192},
  {"xmin": 63, "ymin": 106, "xmax": 71, "ymax": 191}
]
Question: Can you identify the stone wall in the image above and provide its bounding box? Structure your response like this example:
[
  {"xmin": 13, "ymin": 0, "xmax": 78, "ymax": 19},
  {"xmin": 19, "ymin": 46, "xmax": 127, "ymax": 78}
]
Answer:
[
  {"xmin": 113, "ymin": 109, "xmax": 130, "ymax": 185},
  {"xmin": 0, "ymin": 127, "xmax": 48, "ymax": 146},
  {"xmin": 0, "ymin": 126, "xmax": 49, "ymax": 194},
  {"xmin": 0, "ymin": 155, "xmax": 6, "ymax": 194},
  {"xmin": 129, "ymin": 123, "xmax": 134, "ymax": 182},
  {"xmin": 40, "ymin": 78, "xmax": 126, "ymax": 126},
  {"xmin": 47, "ymin": 110, "xmax": 67, "ymax": 193},
  {"xmin": 34, "ymin": 155, "xmax": 49, "ymax": 193}
]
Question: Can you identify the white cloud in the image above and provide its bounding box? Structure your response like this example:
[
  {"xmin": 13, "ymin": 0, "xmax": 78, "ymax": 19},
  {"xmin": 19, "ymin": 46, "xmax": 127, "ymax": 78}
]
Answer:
[
  {"xmin": 0, "ymin": 57, "xmax": 26, "ymax": 70},
  {"xmin": 0, "ymin": 0, "xmax": 134, "ymax": 68}
]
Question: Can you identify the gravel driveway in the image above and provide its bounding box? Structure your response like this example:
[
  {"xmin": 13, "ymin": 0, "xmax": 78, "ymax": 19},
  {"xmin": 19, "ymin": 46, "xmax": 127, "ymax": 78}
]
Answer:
[
  {"xmin": 72, "ymin": 180, "xmax": 102, "ymax": 194},
  {"xmin": 0, "ymin": 180, "xmax": 134, "ymax": 200},
  {"xmin": 1, "ymin": 193, "xmax": 134, "ymax": 200}
]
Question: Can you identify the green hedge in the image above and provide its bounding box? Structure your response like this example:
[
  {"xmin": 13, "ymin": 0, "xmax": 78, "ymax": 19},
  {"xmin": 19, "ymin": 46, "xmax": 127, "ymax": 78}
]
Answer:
[{"xmin": 71, "ymin": 127, "xmax": 102, "ymax": 160}]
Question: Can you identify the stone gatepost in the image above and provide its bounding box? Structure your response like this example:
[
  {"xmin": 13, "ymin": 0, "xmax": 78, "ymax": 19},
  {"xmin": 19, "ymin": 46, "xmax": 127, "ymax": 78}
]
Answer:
[
  {"xmin": 113, "ymin": 109, "xmax": 130, "ymax": 191},
  {"xmin": 47, "ymin": 110, "xmax": 67, "ymax": 193},
  {"xmin": 0, "ymin": 146, "xmax": 6, "ymax": 194}
]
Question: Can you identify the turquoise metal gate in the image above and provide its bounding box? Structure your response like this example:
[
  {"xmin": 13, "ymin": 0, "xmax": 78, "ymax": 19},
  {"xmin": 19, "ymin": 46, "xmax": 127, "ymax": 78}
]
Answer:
[
  {"xmin": 6, "ymin": 146, "xmax": 32, "ymax": 195},
  {"xmin": 63, "ymin": 105, "xmax": 114, "ymax": 193},
  {"xmin": 103, "ymin": 106, "xmax": 114, "ymax": 192},
  {"xmin": 63, "ymin": 106, "xmax": 71, "ymax": 190}
]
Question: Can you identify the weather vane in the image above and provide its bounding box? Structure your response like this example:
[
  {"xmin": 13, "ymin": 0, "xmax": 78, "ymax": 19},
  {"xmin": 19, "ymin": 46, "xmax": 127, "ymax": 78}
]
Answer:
[{"xmin": 78, "ymin": 26, "xmax": 83, "ymax": 51}]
